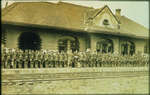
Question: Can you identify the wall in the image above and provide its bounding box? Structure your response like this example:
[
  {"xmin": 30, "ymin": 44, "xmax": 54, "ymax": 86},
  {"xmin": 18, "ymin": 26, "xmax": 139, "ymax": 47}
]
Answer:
[
  {"xmin": 133, "ymin": 39, "xmax": 147, "ymax": 54},
  {"xmin": 6, "ymin": 27, "xmax": 22, "ymax": 48},
  {"xmin": 4, "ymin": 25, "xmax": 147, "ymax": 54},
  {"xmin": 38, "ymin": 29, "xmax": 88, "ymax": 51},
  {"xmin": 5, "ymin": 26, "xmax": 88, "ymax": 51}
]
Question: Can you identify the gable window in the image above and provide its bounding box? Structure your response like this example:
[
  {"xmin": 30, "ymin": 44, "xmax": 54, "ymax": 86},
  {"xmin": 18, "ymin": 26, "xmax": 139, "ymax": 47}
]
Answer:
[{"xmin": 103, "ymin": 19, "xmax": 109, "ymax": 25}]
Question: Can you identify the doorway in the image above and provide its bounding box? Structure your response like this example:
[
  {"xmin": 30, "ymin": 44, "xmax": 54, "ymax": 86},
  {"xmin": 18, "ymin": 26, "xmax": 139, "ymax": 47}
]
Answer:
[{"xmin": 18, "ymin": 32, "xmax": 41, "ymax": 51}]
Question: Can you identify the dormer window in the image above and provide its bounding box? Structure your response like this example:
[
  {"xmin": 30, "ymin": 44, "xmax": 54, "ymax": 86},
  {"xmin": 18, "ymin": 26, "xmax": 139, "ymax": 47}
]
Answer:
[{"xmin": 103, "ymin": 19, "xmax": 109, "ymax": 25}]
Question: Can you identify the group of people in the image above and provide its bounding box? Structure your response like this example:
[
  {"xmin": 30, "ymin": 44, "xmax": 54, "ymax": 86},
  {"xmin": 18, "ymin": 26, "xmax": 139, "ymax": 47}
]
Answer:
[{"xmin": 1, "ymin": 48, "xmax": 149, "ymax": 69}]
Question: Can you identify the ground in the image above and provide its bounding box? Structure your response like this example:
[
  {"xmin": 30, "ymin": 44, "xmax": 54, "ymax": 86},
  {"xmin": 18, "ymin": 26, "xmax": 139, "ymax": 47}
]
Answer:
[{"xmin": 2, "ymin": 67, "xmax": 149, "ymax": 94}]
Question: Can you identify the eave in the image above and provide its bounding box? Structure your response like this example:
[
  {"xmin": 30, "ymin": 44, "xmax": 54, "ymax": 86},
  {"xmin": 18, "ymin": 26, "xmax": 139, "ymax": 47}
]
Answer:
[{"xmin": 2, "ymin": 20, "xmax": 149, "ymax": 40}]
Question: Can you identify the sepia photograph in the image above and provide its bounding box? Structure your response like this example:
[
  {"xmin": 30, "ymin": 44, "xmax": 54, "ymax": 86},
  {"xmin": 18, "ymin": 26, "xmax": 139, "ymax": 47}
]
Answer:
[{"xmin": 1, "ymin": 0, "xmax": 149, "ymax": 94}]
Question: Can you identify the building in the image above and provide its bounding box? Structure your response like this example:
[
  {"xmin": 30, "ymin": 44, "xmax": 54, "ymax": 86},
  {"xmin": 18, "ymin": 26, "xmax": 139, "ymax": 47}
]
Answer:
[{"xmin": 1, "ymin": 2, "xmax": 149, "ymax": 55}]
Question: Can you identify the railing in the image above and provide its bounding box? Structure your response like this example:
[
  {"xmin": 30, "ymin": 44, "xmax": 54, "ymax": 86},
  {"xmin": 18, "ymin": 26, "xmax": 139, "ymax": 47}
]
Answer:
[{"xmin": 1, "ymin": 48, "xmax": 149, "ymax": 69}]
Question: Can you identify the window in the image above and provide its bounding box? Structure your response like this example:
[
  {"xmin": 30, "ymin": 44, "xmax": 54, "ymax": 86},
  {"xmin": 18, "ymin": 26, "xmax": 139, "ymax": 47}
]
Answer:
[
  {"xmin": 144, "ymin": 43, "xmax": 149, "ymax": 54},
  {"xmin": 121, "ymin": 41, "xmax": 135, "ymax": 56},
  {"xmin": 58, "ymin": 39, "xmax": 68, "ymax": 52},
  {"xmin": 103, "ymin": 19, "xmax": 109, "ymax": 25},
  {"xmin": 58, "ymin": 37, "xmax": 79, "ymax": 53},
  {"xmin": 96, "ymin": 39, "xmax": 113, "ymax": 53}
]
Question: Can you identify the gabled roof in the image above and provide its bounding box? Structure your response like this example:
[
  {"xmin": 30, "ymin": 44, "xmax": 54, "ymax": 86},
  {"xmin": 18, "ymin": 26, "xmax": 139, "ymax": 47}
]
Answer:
[
  {"xmin": 2, "ymin": 2, "xmax": 149, "ymax": 39},
  {"xmin": 91, "ymin": 5, "xmax": 120, "ymax": 24}
]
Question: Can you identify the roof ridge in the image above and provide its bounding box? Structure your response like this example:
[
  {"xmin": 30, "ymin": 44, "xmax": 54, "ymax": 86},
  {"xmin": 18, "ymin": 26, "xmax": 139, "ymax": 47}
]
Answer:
[
  {"xmin": 57, "ymin": 1, "xmax": 93, "ymax": 9},
  {"xmin": 91, "ymin": 5, "xmax": 106, "ymax": 18}
]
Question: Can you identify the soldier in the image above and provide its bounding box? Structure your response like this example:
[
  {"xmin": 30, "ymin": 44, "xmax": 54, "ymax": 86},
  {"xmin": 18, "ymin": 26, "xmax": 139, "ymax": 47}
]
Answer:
[
  {"xmin": 18, "ymin": 55, "xmax": 22, "ymax": 68},
  {"xmin": 46, "ymin": 53, "xmax": 50, "ymax": 68},
  {"xmin": 23, "ymin": 55, "xmax": 28, "ymax": 68},
  {"xmin": 54, "ymin": 52, "xmax": 61, "ymax": 67},
  {"xmin": 49, "ymin": 52, "xmax": 54, "ymax": 68},
  {"xmin": 67, "ymin": 50, "xmax": 73, "ymax": 67},
  {"xmin": 2, "ymin": 53, "xmax": 5, "ymax": 68},
  {"xmin": 61, "ymin": 52, "xmax": 65, "ymax": 67},
  {"xmin": 93, "ymin": 51, "xmax": 97, "ymax": 67},
  {"xmin": 4, "ymin": 56, "xmax": 8, "ymax": 68},
  {"xmin": 7, "ymin": 55, "xmax": 12, "ymax": 69},
  {"xmin": 45, "ymin": 55, "xmax": 49, "ymax": 68},
  {"xmin": 21, "ymin": 56, "xmax": 26, "ymax": 68},
  {"xmin": 32, "ymin": 57, "xmax": 35, "ymax": 68},
  {"xmin": 9, "ymin": 57, "xmax": 14, "ymax": 69},
  {"xmin": 78, "ymin": 52, "xmax": 84, "ymax": 67},
  {"xmin": 56, "ymin": 52, "xmax": 59, "ymax": 67},
  {"xmin": 119, "ymin": 55, "xmax": 124, "ymax": 67},
  {"xmin": 62, "ymin": 52, "xmax": 65, "ymax": 67},
  {"xmin": 42, "ymin": 57, "xmax": 47, "ymax": 68},
  {"xmin": 96, "ymin": 52, "xmax": 99, "ymax": 67},
  {"xmin": 90, "ymin": 52, "xmax": 94, "ymax": 67},
  {"xmin": 37, "ymin": 55, "xmax": 42, "ymax": 68},
  {"xmin": 114, "ymin": 56, "xmax": 119, "ymax": 67},
  {"xmin": 64, "ymin": 52, "xmax": 68, "ymax": 67},
  {"xmin": 76, "ymin": 52, "xmax": 81, "ymax": 68},
  {"xmin": 2, "ymin": 51, "xmax": 7, "ymax": 68},
  {"xmin": 85, "ymin": 52, "xmax": 89, "ymax": 67},
  {"xmin": 39, "ymin": 54, "xmax": 43, "ymax": 68},
  {"xmin": 13, "ymin": 55, "xmax": 17, "ymax": 69},
  {"xmin": 31, "ymin": 57, "xmax": 35, "ymax": 68},
  {"xmin": 40, "ymin": 53, "xmax": 44, "ymax": 68},
  {"xmin": 71, "ymin": 52, "xmax": 76, "ymax": 68},
  {"xmin": 14, "ymin": 56, "xmax": 18, "ymax": 68},
  {"xmin": 33, "ymin": 55, "xmax": 38, "ymax": 68},
  {"xmin": 50, "ymin": 52, "xmax": 54, "ymax": 68}
]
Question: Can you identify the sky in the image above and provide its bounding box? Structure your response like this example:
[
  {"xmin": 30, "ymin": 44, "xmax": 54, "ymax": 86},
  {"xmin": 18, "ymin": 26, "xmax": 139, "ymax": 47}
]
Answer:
[{"xmin": 1, "ymin": 0, "xmax": 149, "ymax": 29}]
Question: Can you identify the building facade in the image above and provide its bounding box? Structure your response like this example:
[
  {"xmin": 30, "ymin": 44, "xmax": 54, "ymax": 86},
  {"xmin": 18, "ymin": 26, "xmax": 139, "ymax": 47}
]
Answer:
[{"xmin": 2, "ymin": 2, "xmax": 149, "ymax": 55}]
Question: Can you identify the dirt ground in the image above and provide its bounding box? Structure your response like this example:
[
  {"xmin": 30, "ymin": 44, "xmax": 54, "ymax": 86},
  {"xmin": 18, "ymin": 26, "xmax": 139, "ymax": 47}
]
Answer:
[{"xmin": 2, "ymin": 69, "xmax": 149, "ymax": 94}]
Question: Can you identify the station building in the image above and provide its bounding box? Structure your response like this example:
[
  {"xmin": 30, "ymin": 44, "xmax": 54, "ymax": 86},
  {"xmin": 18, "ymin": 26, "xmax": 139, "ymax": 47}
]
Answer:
[{"xmin": 2, "ymin": 2, "xmax": 149, "ymax": 55}]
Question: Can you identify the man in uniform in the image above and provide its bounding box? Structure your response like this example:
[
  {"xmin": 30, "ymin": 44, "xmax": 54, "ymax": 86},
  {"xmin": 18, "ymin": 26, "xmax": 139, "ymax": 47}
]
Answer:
[
  {"xmin": 58, "ymin": 52, "xmax": 62, "ymax": 67},
  {"xmin": 47, "ymin": 52, "xmax": 52, "ymax": 68},
  {"xmin": 24, "ymin": 55, "xmax": 28, "ymax": 68},
  {"xmin": 34, "ymin": 55, "xmax": 38, "ymax": 68},
  {"xmin": 97, "ymin": 52, "xmax": 102, "ymax": 67},
  {"xmin": 7, "ymin": 55, "xmax": 11, "ymax": 69},
  {"xmin": 61, "ymin": 51, "xmax": 65, "ymax": 67},
  {"xmin": 92, "ymin": 51, "xmax": 97, "ymax": 67},
  {"xmin": 2, "ymin": 52, "xmax": 5, "ymax": 68},
  {"xmin": 64, "ymin": 52, "xmax": 68, "ymax": 67},
  {"xmin": 53, "ymin": 52, "xmax": 57, "ymax": 68},
  {"xmin": 71, "ymin": 52, "xmax": 76, "ymax": 68},
  {"xmin": 78, "ymin": 52, "xmax": 84, "ymax": 67}
]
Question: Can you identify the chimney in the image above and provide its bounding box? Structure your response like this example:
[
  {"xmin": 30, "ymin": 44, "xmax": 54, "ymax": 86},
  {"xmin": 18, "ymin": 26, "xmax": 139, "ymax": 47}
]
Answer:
[
  {"xmin": 115, "ymin": 9, "xmax": 121, "ymax": 16},
  {"xmin": 5, "ymin": 2, "xmax": 8, "ymax": 8}
]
